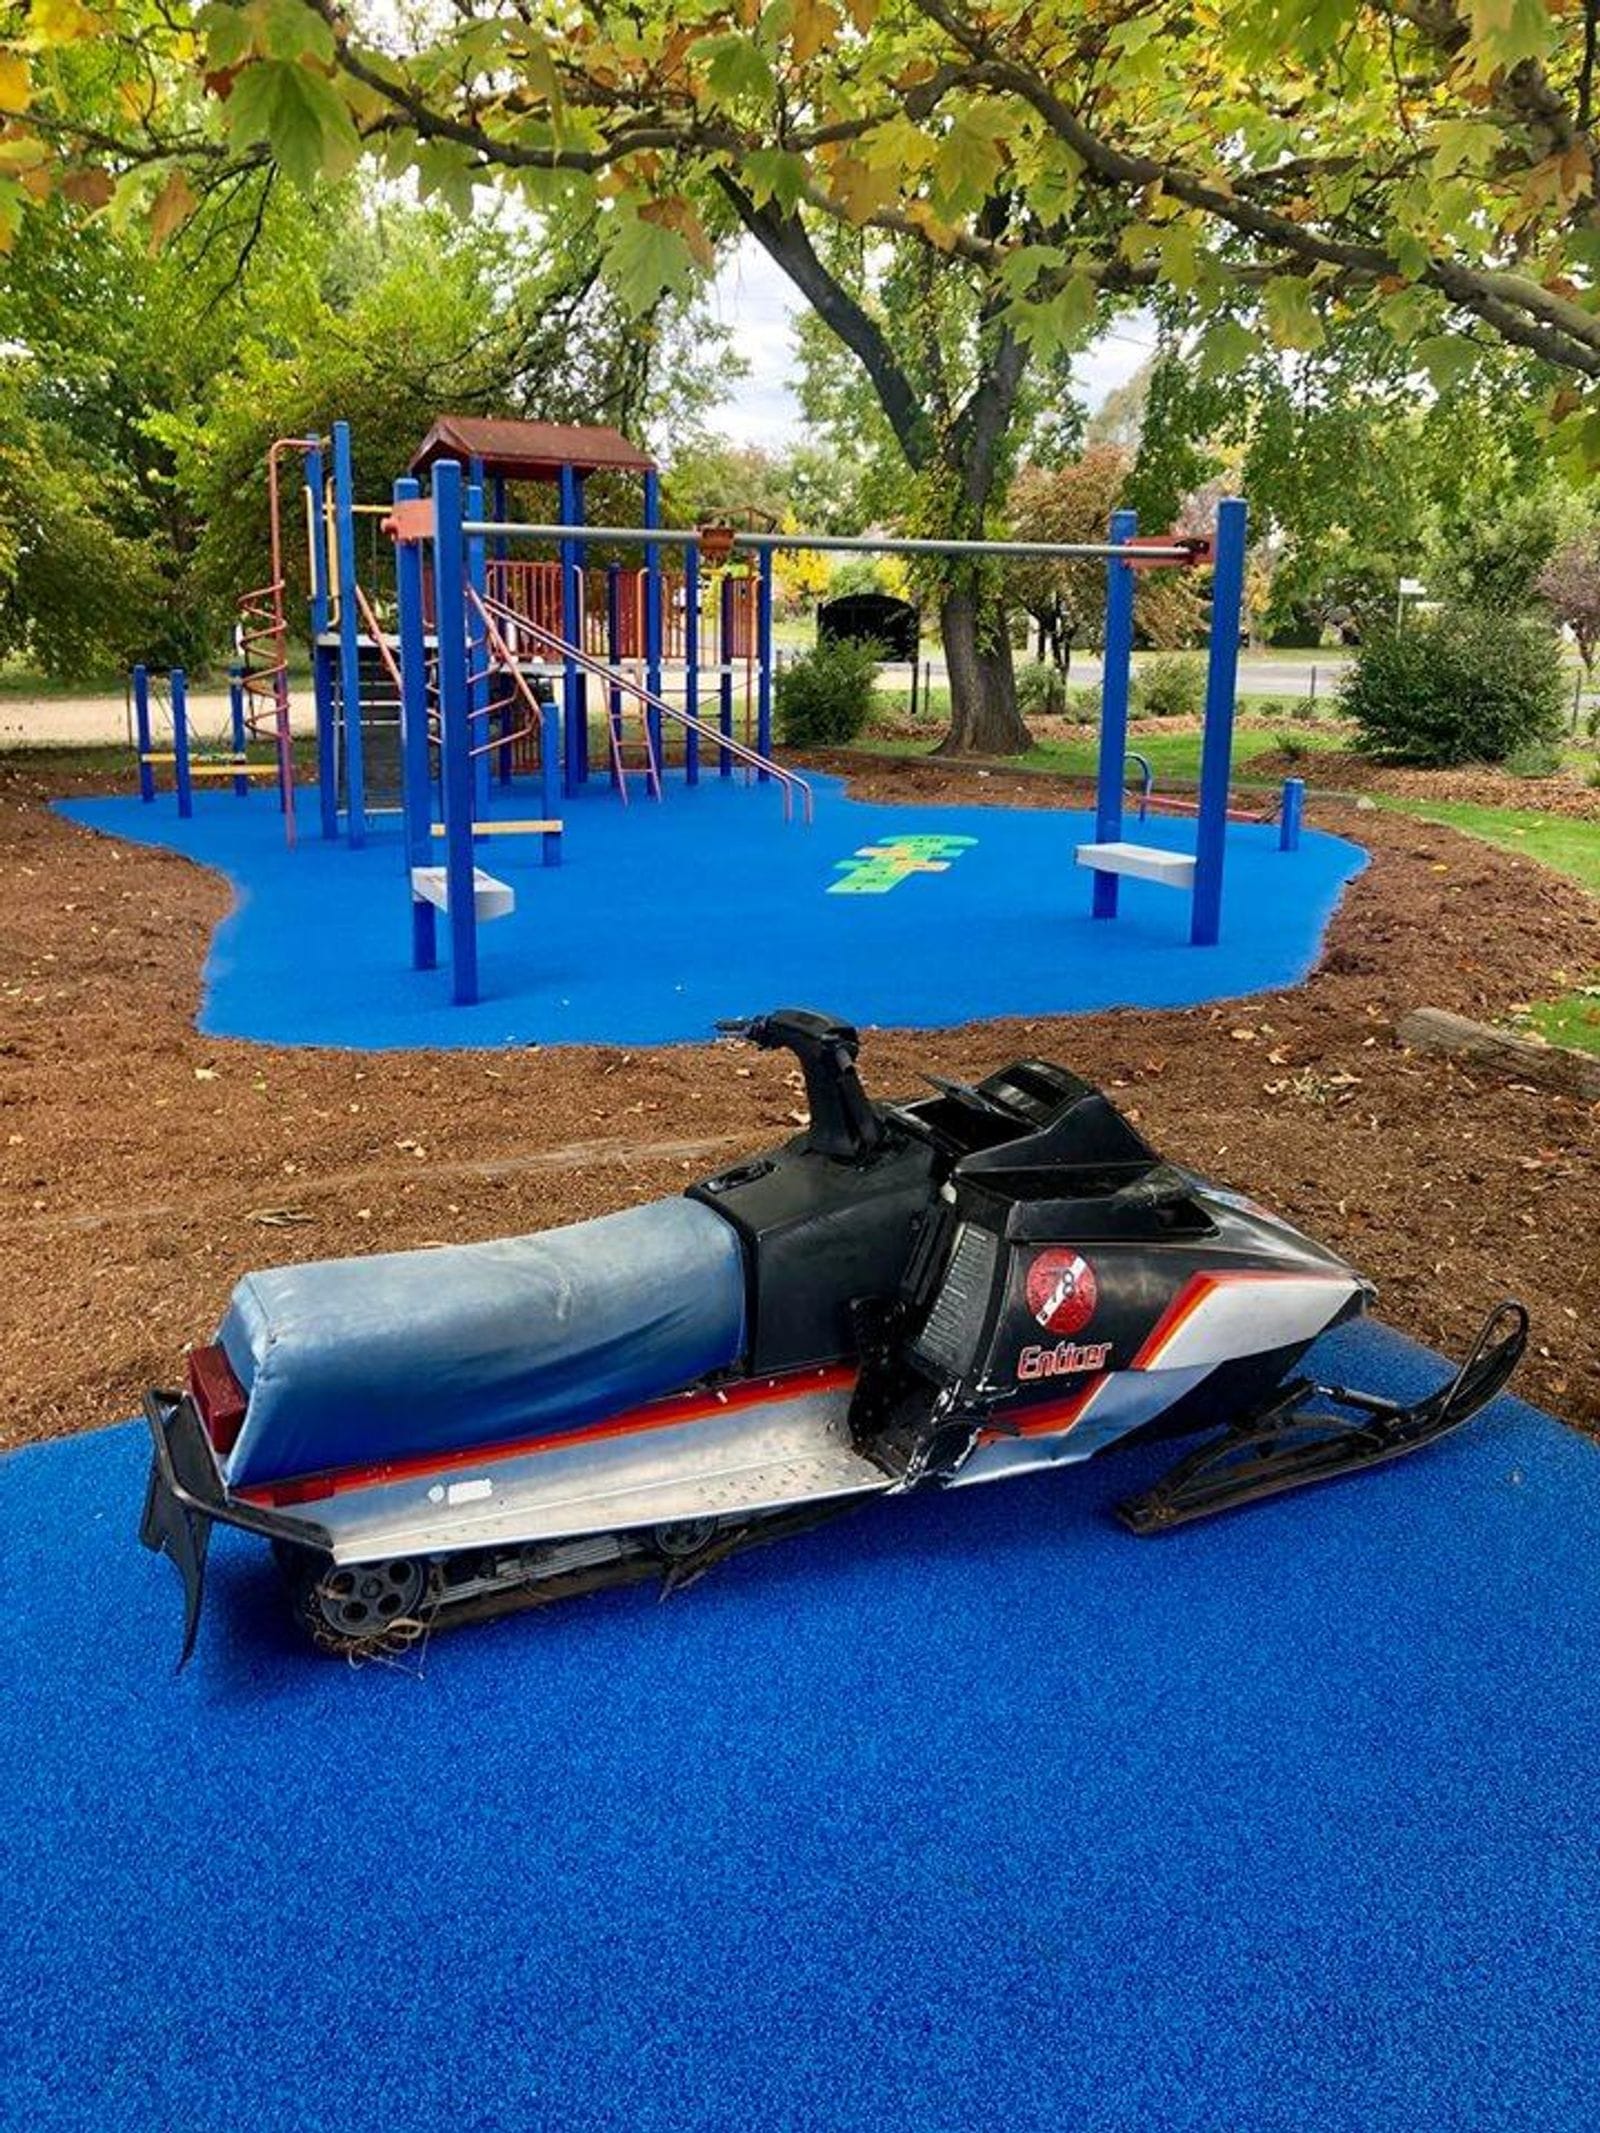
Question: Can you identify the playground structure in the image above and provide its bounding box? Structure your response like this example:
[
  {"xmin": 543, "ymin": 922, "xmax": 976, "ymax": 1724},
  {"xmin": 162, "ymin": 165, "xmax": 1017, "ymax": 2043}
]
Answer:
[{"xmin": 127, "ymin": 413, "xmax": 1302, "ymax": 1010}]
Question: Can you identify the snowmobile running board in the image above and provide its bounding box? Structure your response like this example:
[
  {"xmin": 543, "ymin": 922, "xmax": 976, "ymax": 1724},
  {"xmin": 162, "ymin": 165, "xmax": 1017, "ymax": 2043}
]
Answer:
[{"xmin": 1116, "ymin": 1302, "xmax": 1528, "ymax": 1535}]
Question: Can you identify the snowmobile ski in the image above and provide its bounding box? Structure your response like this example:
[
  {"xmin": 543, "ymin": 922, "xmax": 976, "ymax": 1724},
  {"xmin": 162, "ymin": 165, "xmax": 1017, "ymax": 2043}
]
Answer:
[{"xmin": 1115, "ymin": 1301, "xmax": 1528, "ymax": 1533}]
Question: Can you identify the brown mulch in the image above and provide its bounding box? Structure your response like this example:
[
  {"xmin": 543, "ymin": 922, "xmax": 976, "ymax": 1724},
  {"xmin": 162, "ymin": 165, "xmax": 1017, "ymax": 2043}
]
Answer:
[
  {"xmin": 1248, "ymin": 746, "xmax": 1600, "ymax": 818},
  {"xmin": 2, "ymin": 749, "xmax": 1599, "ymax": 1451}
]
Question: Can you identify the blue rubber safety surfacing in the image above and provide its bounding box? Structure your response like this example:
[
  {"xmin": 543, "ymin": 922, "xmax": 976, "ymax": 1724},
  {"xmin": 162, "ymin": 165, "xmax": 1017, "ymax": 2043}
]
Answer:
[
  {"xmin": 56, "ymin": 774, "xmax": 1366, "ymax": 1048},
  {"xmin": 3, "ymin": 1318, "xmax": 1598, "ymax": 2132}
]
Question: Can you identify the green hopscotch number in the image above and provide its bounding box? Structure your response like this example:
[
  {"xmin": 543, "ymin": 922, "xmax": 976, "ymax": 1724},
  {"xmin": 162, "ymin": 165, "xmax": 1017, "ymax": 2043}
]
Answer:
[{"xmin": 828, "ymin": 833, "xmax": 979, "ymax": 896}]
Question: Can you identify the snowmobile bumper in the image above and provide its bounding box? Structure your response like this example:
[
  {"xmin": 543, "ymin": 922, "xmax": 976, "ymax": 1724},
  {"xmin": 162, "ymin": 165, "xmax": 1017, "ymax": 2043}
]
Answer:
[
  {"xmin": 1116, "ymin": 1301, "xmax": 1528, "ymax": 1535},
  {"xmin": 140, "ymin": 1390, "xmax": 331, "ymax": 1669}
]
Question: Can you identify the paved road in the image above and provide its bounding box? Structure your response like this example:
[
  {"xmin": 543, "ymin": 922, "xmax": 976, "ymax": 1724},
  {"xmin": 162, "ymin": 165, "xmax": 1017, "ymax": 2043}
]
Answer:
[
  {"xmin": 874, "ymin": 652, "xmax": 1354, "ymax": 701},
  {"xmin": 0, "ymin": 690, "xmax": 319, "ymax": 750}
]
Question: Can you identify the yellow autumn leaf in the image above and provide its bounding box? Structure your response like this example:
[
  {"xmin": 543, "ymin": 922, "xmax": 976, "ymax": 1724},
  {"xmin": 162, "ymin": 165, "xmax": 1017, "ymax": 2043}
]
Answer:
[
  {"xmin": 0, "ymin": 51, "xmax": 31, "ymax": 112},
  {"xmin": 789, "ymin": 0, "xmax": 841, "ymax": 67},
  {"xmin": 28, "ymin": 0, "xmax": 98, "ymax": 47}
]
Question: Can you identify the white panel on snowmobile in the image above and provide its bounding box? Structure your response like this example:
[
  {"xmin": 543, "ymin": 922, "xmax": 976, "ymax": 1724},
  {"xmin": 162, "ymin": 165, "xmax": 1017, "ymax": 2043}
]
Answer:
[
  {"xmin": 1141, "ymin": 1272, "xmax": 1361, "ymax": 1372},
  {"xmin": 409, "ymin": 864, "xmax": 515, "ymax": 921},
  {"xmin": 219, "ymin": 1198, "xmax": 748, "ymax": 1489},
  {"xmin": 1074, "ymin": 841, "xmax": 1197, "ymax": 889},
  {"xmin": 306, "ymin": 1376, "xmax": 883, "ymax": 1563}
]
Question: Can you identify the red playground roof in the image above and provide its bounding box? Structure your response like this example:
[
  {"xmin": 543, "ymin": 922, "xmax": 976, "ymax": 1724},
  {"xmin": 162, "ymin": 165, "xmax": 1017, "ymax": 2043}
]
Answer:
[{"xmin": 409, "ymin": 416, "xmax": 656, "ymax": 482}]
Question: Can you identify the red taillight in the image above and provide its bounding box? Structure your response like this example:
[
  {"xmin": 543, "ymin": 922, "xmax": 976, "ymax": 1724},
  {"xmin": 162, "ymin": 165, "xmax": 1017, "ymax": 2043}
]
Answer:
[{"xmin": 186, "ymin": 1343, "xmax": 248, "ymax": 1456}]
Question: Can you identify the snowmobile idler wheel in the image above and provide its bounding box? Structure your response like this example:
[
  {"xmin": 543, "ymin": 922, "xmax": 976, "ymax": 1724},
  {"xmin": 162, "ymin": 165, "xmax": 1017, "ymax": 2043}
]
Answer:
[
  {"xmin": 651, "ymin": 1517, "xmax": 719, "ymax": 1561},
  {"xmin": 282, "ymin": 1548, "xmax": 435, "ymax": 1653}
]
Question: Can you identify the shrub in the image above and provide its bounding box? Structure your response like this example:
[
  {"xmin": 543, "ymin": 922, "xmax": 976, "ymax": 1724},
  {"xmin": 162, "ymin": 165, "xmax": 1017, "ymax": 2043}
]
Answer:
[
  {"xmin": 1337, "ymin": 606, "xmax": 1566, "ymax": 765},
  {"xmin": 1504, "ymin": 740, "xmax": 1564, "ymax": 779},
  {"xmin": 1273, "ymin": 729, "xmax": 1310, "ymax": 763},
  {"xmin": 1069, "ymin": 685, "xmax": 1101, "ymax": 719},
  {"xmin": 1015, "ymin": 662, "xmax": 1067, "ymax": 719},
  {"xmin": 775, "ymin": 635, "xmax": 883, "ymax": 748},
  {"xmin": 1134, "ymin": 652, "xmax": 1205, "ymax": 719}
]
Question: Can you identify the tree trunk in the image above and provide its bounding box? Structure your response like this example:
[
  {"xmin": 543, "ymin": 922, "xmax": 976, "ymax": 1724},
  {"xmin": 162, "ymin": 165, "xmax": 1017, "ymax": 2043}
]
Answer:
[{"xmin": 933, "ymin": 582, "xmax": 1031, "ymax": 755}]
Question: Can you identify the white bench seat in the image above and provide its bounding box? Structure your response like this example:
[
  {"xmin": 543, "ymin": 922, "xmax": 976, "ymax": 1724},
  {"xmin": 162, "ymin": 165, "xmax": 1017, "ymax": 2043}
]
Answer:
[
  {"xmin": 409, "ymin": 865, "xmax": 516, "ymax": 921},
  {"xmin": 1074, "ymin": 840, "xmax": 1197, "ymax": 890}
]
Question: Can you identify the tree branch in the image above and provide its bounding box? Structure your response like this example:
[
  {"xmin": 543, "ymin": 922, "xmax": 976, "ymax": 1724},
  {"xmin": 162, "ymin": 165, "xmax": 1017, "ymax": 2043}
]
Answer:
[{"xmin": 714, "ymin": 174, "xmax": 933, "ymax": 465}]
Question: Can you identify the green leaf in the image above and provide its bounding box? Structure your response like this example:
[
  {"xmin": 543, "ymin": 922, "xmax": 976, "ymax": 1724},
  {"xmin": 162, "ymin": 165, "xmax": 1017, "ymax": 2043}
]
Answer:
[
  {"xmin": 1391, "ymin": 227, "xmax": 1432, "ymax": 280},
  {"xmin": 1158, "ymin": 223, "xmax": 1199, "ymax": 291},
  {"xmin": 931, "ymin": 112, "xmax": 1005, "ymax": 215},
  {"xmin": 258, "ymin": 0, "xmax": 334, "ymax": 65},
  {"xmin": 998, "ymin": 242, "xmax": 1064, "ymax": 297},
  {"xmin": 702, "ymin": 36, "xmax": 776, "ymax": 108},
  {"xmin": 1466, "ymin": 0, "xmax": 1554, "ymax": 76},
  {"xmin": 197, "ymin": 2, "xmax": 254, "ymax": 69},
  {"xmin": 226, "ymin": 60, "xmax": 361, "ymax": 187},
  {"xmin": 415, "ymin": 138, "xmax": 476, "ymax": 217},
  {"xmin": 606, "ymin": 211, "xmax": 695, "ymax": 314},
  {"xmin": 1414, "ymin": 333, "xmax": 1480, "ymax": 390},
  {"xmin": 1377, "ymin": 285, "xmax": 1434, "ymax": 344},
  {"xmin": 744, "ymin": 148, "xmax": 808, "ymax": 215},
  {"xmin": 1195, "ymin": 316, "xmax": 1259, "ymax": 378},
  {"xmin": 1262, "ymin": 274, "xmax": 1324, "ymax": 351}
]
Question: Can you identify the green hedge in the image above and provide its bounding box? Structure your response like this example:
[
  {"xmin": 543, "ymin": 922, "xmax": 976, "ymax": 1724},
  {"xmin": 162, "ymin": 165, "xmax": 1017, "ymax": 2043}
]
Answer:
[
  {"xmin": 1338, "ymin": 606, "xmax": 1565, "ymax": 765},
  {"xmin": 775, "ymin": 637, "xmax": 883, "ymax": 747}
]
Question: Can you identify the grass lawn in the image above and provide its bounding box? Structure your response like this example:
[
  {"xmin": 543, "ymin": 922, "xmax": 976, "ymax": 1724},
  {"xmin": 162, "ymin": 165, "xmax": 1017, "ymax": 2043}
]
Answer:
[
  {"xmin": 1378, "ymin": 797, "xmax": 1600, "ymax": 895},
  {"xmin": 1382, "ymin": 796, "xmax": 1600, "ymax": 1052},
  {"xmin": 857, "ymin": 717, "xmax": 1349, "ymax": 785}
]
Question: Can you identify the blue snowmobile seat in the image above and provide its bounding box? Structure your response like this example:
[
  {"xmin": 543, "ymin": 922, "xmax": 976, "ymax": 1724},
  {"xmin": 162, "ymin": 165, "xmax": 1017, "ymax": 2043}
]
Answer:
[{"xmin": 217, "ymin": 1197, "xmax": 747, "ymax": 1489}]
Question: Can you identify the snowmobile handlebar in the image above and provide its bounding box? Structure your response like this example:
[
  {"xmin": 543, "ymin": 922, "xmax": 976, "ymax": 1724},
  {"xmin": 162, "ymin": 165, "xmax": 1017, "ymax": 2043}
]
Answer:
[{"xmin": 715, "ymin": 1009, "xmax": 884, "ymax": 1160}]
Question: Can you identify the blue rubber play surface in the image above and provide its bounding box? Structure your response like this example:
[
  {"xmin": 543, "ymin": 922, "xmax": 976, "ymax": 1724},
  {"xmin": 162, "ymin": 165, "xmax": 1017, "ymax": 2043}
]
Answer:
[
  {"xmin": 56, "ymin": 773, "xmax": 1366, "ymax": 1047},
  {"xmin": 3, "ymin": 1318, "xmax": 1598, "ymax": 2131}
]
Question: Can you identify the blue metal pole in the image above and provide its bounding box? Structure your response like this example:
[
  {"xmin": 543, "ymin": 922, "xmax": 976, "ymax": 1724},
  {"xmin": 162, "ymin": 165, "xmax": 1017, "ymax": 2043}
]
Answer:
[
  {"xmin": 571, "ymin": 472, "xmax": 589, "ymax": 786},
  {"xmin": 1191, "ymin": 495, "xmax": 1249, "ymax": 948},
  {"xmin": 684, "ymin": 538, "xmax": 700, "ymax": 785},
  {"xmin": 394, "ymin": 475, "xmax": 436, "ymax": 972},
  {"xmin": 755, "ymin": 547, "xmax": 774, "ymax": 777},
  {"xmin": 313, "ymin": 644, "xmax": 339, "ymax": 841},
  {"xmin": 542, "ymin": 697, "xmax": 562, "ymax": 869},
  {"xmin": 332, "ymin": 420, "xmax": 366, "ymax": 848},
  {"xmin": 718, "ymin": 575, "xmax": 735, "ymax": 776},
  {"xmin": 431, "ymin": 459, "xmax": 478, "ymax": 1005},
  {"xmin": 171, "ymin": 668, "xmax": 192, "ymax": 820},
  {"xmin": 644, "ymin": 468, "xmax": 663, "ymax": 772},
  {"xmin": 466, "ymin": 479, "xmax": 491, "ymax": 818},
  {"xmin": 558, "ymin": 464, "xmax": 582, "ymax": 791},
  {"xmin": 1279, "ymin": 775, "xmax": 1304, "ymax": 853},
  {"xmin": 605, "ymin": 562, "xmax": 624, "ymax": 792},
  {"xmin": 1093, "ymin": 509, "xmax": 1138, "ymax": 921},
  {"xmin": 229, "ymin": 664, "xmax": 248, "ymax": 798},
  {"xmin": 133, "ymin": 665, "xmax": 154, "ymax": 802}
]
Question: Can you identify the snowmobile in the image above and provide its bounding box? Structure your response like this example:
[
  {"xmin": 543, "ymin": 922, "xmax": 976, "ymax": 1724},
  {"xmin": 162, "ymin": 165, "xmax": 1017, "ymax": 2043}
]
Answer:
[{"xmin": 141, "ymin": 1009, "xmax": 1526, "ymax": 1664}]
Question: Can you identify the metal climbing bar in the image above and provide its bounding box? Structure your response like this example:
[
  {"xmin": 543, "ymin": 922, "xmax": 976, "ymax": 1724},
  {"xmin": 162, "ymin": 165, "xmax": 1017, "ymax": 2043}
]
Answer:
[{"xmin": 476, "ymin": 591, "xmax": 812, "ymax": 824}]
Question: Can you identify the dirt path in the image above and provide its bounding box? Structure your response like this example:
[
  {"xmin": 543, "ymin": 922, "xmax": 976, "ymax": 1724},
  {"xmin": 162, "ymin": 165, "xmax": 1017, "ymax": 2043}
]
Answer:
[{"xmin": 2, "ymin": 751, "xmax": 1598, "ymax": 1446}]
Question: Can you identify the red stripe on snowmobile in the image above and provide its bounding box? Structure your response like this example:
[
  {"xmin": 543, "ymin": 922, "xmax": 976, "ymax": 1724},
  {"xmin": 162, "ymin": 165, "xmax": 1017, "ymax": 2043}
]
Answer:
[{"xmin": 234, "ymin": 1362, "xmax": 858, "ymax": 1509}]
